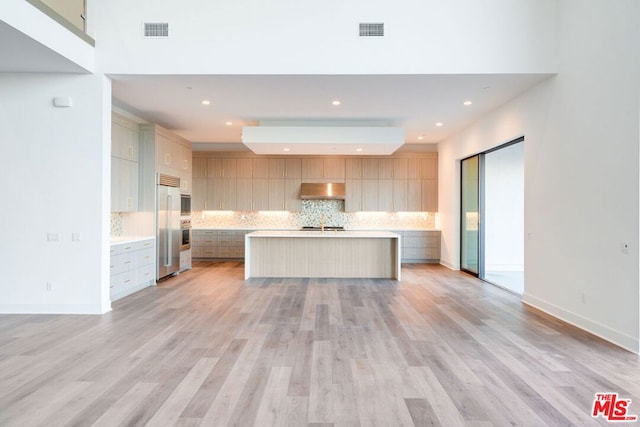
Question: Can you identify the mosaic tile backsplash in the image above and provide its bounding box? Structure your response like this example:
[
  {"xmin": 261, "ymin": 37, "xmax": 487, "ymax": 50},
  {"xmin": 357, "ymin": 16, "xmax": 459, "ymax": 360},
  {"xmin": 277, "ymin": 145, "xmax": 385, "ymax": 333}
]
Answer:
[{"xmin": 192, "ymin": 200, "xmax": 437, "ymax": 230}]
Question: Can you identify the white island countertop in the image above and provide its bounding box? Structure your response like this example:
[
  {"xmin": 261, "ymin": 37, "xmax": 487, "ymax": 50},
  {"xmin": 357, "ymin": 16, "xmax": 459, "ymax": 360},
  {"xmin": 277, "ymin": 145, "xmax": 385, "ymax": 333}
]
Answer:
[{"xmin": 246, "ymin": 230, "xmax": 400, "ymax": 239}]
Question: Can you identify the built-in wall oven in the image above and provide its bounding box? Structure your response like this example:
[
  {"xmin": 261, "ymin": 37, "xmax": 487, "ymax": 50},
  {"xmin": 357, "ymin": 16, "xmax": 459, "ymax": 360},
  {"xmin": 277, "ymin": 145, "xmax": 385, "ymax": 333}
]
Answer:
[
  {"xmin": 181, "ymin": 194, "xmax": 191, "ymax": 216},
  {"xmin": 180, "ymin": 218, "xmax": 191, "ymax": 251}
]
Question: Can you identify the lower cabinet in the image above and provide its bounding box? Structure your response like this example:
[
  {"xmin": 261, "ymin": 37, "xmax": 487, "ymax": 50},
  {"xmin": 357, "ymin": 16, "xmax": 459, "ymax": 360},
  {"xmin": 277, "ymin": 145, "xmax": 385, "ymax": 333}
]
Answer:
[
  {"xmin": 399, "ymin": 230, "xmax": 441, "ymax": 263},
  {"xmin": 192, "ymin": 230, "xmax": 247, "ymax": 259},
  {"xmin": 110, "ymin": 238, "xmax": 155, "ymax": 301}
]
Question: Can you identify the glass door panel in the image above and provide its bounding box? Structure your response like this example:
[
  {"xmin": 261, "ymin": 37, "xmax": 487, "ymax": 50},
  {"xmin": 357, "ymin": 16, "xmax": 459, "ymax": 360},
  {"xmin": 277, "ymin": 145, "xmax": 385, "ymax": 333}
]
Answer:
[{"xmin": 461, "ymin": 156, "xmax": 480, "ymax": 275}]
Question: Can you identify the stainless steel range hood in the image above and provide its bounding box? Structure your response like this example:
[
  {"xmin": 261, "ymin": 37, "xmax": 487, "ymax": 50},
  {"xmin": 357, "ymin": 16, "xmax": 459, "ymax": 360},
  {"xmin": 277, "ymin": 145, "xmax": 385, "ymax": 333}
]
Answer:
[{"xmin": 300, "ymin": 183, "xmax": 346, "ymax": 200}]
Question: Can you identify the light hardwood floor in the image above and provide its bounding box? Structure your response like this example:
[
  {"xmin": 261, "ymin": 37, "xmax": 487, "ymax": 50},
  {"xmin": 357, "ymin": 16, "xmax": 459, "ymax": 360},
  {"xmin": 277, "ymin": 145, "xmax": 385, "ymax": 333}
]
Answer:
[{"xmin": 1, "ymin": 262, "xmax": 639, "ymax": 426}]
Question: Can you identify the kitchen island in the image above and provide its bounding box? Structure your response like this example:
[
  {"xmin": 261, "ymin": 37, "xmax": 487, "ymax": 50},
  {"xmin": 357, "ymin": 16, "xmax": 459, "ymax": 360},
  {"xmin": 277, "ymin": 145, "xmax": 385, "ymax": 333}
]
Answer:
[{"xmin": 245, "ymin": 230, "xmax": 401, "ymax": 280}]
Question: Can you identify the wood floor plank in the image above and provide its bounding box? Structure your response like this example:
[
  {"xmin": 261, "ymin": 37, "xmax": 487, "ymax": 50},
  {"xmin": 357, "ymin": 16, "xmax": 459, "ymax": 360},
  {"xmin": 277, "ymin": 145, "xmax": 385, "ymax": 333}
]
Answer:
[
  {"xmin": 0, "ymin": 262, "xmax": 638, "ymax": 426},
  {"xmin": 145, "ymin": 357, "xmax": 218, "ymax": 426},
  {"xmin": 89, "ymin": 381, "xmax": 158, "ymax": 427}
]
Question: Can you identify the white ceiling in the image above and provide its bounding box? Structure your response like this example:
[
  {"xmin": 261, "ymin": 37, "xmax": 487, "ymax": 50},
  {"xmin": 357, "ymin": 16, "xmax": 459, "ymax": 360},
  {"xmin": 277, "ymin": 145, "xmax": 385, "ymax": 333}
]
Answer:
[
  {"xmin": 111, "ymin": 74, "xmax": 552, "ymax": 152},
  {"xmin": 0, "ymin": 18, "xmax": 552, "ymax": 153}
]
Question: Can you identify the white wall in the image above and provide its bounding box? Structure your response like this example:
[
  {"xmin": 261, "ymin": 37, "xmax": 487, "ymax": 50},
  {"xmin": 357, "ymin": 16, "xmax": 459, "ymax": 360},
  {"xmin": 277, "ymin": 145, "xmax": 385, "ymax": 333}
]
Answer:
[
  {"xmin": 484, "ymin": 142, "xmax": 524, "ymax": 271},
  {"xmin": 438, "ymin": 0, "xmax": 640, "ymax": 352},
  {"xmin": 88, "ymin": 0, "xmax": 557, "ymax": 74},
  {"xmin": 0, "ymin": 73, "xmax": 112, "ymax": 314}
]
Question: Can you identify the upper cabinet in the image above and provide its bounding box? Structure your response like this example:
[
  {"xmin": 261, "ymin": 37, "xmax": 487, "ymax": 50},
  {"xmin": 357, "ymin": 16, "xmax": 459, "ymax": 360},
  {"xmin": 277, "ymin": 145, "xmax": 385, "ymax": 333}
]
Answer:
[
  {"xmin": 302, "ymin": 158, "xmax": 345, "ymax": 181},
  {"xmin": 111, "ymin": 113, "xmax": 140, "ymax": 212},
  {"xmin": 190, "ymin": 153, "xmax": 437, "ymax": 213},
  {"xmin": 140, "ymin": 124, "xmax": 193, "ymax": 200}
]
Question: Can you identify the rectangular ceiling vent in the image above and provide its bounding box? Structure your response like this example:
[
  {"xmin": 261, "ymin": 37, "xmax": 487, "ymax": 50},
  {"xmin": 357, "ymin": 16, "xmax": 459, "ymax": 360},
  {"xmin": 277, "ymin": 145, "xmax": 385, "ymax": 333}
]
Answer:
[
  {"xmin": 143, "ymin": 22, "xmax": 169, "ymax": 38},
  {"xmin": 359, "ymin": 22, "xmax": 384, "ymax": 37}
]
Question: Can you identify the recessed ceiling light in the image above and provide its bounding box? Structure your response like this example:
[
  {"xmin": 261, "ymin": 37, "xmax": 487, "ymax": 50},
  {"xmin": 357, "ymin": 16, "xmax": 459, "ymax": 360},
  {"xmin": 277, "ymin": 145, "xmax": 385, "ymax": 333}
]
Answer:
[
  {"xmin": 201, "ymin": 99, "xmax": 211, "ymax": 106},
  {"xmin": 356, "ymin": 148, "xmax": 363, "ymax": 152},
  {"xmin": 332, "ymin": 100, "xmax": 341, "ymax": 106},
  {"xmin": 225, "ymin": 121, "xmax": 233, "ymax": 126},
  {"xmin": 463, "ymin": 100, "xmax": 473, "ymax": 106},
  {"xmin": 436, "ymin": 122, "xmax": 443, "ymax": 127},
  {"xmin": 417, "ymin": 135, "xmax": 424, "ymax": 140},
  {"xmin": 283, "ymin": 148, "xmax": 290, "ymax": 152}
]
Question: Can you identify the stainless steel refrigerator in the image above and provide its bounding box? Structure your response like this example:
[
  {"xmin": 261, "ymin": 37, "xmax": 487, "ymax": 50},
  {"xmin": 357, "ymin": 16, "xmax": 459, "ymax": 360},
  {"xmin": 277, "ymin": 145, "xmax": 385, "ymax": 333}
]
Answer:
[{"xmin": 157, "ymin": 174, "xmax": 181, "ymax": 279}]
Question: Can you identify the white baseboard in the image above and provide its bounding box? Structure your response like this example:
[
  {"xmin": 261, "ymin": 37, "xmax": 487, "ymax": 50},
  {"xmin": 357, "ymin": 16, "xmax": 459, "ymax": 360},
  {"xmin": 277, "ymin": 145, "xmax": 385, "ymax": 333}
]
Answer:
[
  {"xmin": 522, "ymin": 293, "xmax": 639, "ymax": 354},
  {"xmin": 440, "ymin": 259, "xmax": 459, "ymax": 270},
  {"xmin": 0, "ymin": 303, "xmax": 109, "ymax": 315}
]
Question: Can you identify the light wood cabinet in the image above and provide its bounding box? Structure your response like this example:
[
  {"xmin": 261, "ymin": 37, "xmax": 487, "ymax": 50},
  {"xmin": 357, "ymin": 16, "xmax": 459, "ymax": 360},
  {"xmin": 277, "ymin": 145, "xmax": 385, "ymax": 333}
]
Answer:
[
  {"xmin": 345, "ymin": 178, "xmax": 362, "ymax": 212},
  {"xmin": 252, "ymin": 158, "xmax": 269, "ymax": 178},
  {"xmin": 378, "ymin": 159, "xmax": 394, "ymax": 179},
  {"xmin": 378, "ymin": 179, "xmax": 393, "ymax": 211},
  {"xmin": 301, "ymin": 158, "xmax": 345, "ymax": 181},
  {"xmin": 268, "ymin": 179, "xmax": 285, "ymax": 210},
  {"xmin": 207, "ymin": 158, "xmax": 236, "ymax": 178},
  {"xmin": 252, "ymin": 179, "xmax": 270, "ymax": 211},
  {"xmin": 268, "ymin": 159, "xmax": 285, "ymax": 178},
  {"xmin": 392, "ymin": 158, "xmax": 408, "ymax": 179},
  {"xmin": 346, "ymin": 158, "xmax": 362, "ymax": 179},
  {"xmin": 407, "ymin": 157, "xmax": 437, "ymax": 179},
  {"xmin": 285, "ymin": 179, "xmax": 301, "ymax": 211},
  {"xmin": 323, "ymin": 158, "xmax": 345, "ymax": 179},
  {"xmin": 407, "ymin": 180, "xmax": 422, "ymax": 212},
  {"xmin": 421, "ymin": 179, "xmax": 438, "ymax": 212},
  {"xmin": 193, "ymin": 158, "xmax": 207, "ymax": 178},
  {"xmin": 192, "ymin": 230, "xmax": 246, "ymax": 259},
  {"xmin": 393, "ymin": 179, "xmax": 408, "ymax": 212},
  {"xmin": 236, "ymin": 178, "xmax": 253, "ymax": 211},
  {"xmin": 190, "ymin": 154, "xmax": 436, "ymax": 213},
  {"xmin": 302, "ymin": 158, "xmax": 324, "ymax": 180},
  {"xmin": 361, "ymin": 179, "xmax": 378, "ymax": 211},
  {"xmin": 192, "ymin": 178, "xmax": 206, "ymax": 210},
  {"xmin": 236, "ymin": 158, "xmax": 253, "ymax": 178},
  {"xmin": 400, "ymin": 230, "xmax": 441, "ymax": 262},
  {"xmin": 285, "ymin": 159, "xmax": 302, "ymax": 178},
  {"xmin": 362, "ymin": 159, "xmax": 379, "ymax": 179}
]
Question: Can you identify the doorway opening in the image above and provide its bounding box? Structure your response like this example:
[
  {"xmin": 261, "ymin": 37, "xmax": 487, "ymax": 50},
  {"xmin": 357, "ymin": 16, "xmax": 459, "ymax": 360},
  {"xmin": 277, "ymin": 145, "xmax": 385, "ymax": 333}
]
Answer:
[{"xmin": 460, "ymin": 137, "xmax": 524, "ymax": 294}]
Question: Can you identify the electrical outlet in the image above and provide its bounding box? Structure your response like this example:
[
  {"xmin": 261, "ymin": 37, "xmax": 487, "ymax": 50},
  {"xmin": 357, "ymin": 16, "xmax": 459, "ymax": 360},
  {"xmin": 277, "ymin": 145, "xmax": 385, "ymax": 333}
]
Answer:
[
  {"xmin": 47, "ymin": 232, "xmax": 60, "ymax": 242},
  {"xmin": 72, "ymin": 233, "xmax": 82, "ymax": 242},
  {"xmin": 46, "ymin": 282, "xmax": 53, "ymax": 291}
]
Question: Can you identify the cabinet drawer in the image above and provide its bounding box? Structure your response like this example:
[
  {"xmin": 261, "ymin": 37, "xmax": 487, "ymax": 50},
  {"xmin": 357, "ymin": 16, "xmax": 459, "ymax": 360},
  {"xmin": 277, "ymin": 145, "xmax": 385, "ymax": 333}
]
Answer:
[
  {"xmin": 192, "ymin": 246, "xmax": 204, "ymax": 257},
  {"xmin": 136, "ymin": 248, "xmax": 154, "ymax": 267},
  {"xmin": 232, "ymin": 246, "xmax": 245, "ymax": 258},
  {"xmin": 110, "ymin": 270, "xmax": 136, "ymax": 294},
  {"xmin": 111, "ymin": 252, "xmax": 136, "ymax": 275},
  {"xmin": 202, "ymin": 247, "xmax": 219, "ymax": 257},
  {"xmin": 133, "ymin": 239, "xmax": 154, "ymax": 251},
  {"xmin": 136, "ymin": 265, "xmax": 155, "ymax": 287},
  {"xmin": 217, "ymin": 247, "xmax": 236, "ymax": 258},
  {"xmin": 402, "ymin": 247, "xmax": 439, "ymax": 259}
]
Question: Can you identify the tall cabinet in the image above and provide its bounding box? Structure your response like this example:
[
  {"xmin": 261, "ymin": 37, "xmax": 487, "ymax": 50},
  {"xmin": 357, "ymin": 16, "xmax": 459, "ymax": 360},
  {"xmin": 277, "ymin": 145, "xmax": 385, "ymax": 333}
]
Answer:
[{"xmin": 111, "ymin": 113, "xmax": 139, "ymax": 212}]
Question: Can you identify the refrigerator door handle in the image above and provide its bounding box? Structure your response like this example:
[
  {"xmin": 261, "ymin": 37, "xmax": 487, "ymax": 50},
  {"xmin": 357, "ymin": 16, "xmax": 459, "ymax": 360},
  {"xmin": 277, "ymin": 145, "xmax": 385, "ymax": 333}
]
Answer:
[{"xmin": 166, "ymin": 195, "xmax": 172, "ymax": 267}]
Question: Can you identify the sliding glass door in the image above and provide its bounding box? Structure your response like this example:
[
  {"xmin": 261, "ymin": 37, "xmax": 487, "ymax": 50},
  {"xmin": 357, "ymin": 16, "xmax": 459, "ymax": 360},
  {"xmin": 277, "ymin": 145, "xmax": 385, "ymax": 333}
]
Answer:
[
  {"xmin": 460, "ymin": 155, "xmax": 482, "ymax": 276},
  {"xmin": 460, "ymin": 137, "xmax": 524, "ymax": 294}
]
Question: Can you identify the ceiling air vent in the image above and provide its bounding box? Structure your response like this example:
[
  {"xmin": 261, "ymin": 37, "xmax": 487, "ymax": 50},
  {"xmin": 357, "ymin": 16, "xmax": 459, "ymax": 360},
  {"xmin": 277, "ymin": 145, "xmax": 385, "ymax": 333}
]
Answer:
[
  {"xmin": 143, "ymin": 22, "xmax": 169, "ymax": 38},
  {"xmin": 359, "ymin": 22, "xmax": 384, "ymax": 37}
]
